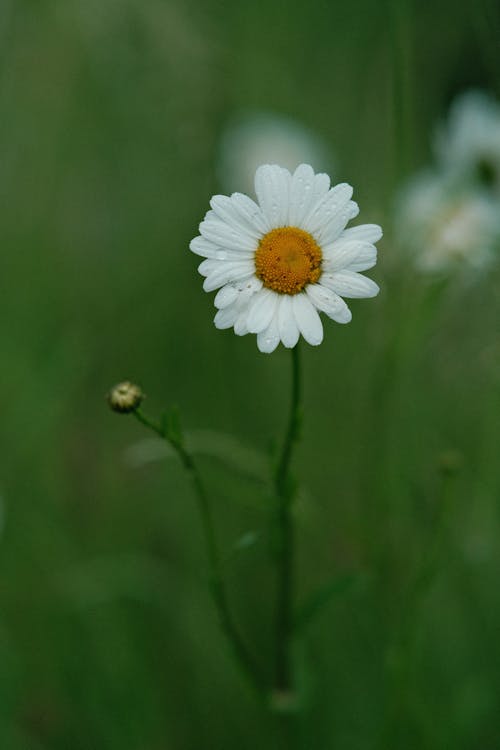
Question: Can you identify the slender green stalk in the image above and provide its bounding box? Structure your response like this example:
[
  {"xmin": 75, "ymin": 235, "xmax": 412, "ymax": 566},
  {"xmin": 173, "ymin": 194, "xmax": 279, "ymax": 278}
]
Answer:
[
  {"xmin": 274, "ymin": 344, "xmax": 302, "ymax": 695},
  {"xmin": 472, "ymin": 0, "xmax": 500, "ymax": 92},
  {"xmin": 388, "ymin": 0, "xmax": 414, "ymax": 180},
  {"xmin": 377, "ymin": 463, "xmax": 458, "ymax": 747},
  {"xmin": 133, "ymin": 408, "xmax": 264, "ymax": 698}
]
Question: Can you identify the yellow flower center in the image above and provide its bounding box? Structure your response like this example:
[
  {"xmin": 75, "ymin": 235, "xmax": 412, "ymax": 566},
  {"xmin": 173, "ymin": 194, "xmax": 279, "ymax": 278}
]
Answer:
[{"xmin": 254, "ymin": 227, "xmax": 322, "ymax": 295}]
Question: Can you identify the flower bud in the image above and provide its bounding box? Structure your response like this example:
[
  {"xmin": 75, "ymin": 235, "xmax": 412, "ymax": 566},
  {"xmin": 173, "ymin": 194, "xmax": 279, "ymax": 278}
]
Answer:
[{"xmin": 107, "ymin": 381, "xmax": 143, "ymax": 414}]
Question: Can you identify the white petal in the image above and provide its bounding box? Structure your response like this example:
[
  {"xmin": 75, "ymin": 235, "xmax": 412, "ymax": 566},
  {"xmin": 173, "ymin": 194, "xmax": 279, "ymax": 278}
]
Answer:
[
  {"xmin": 341, "ymin": 223, "xmax": 383, "ymax": 244},
  {"xmin": 304, "ymin": 183, "xmax": 353, "ymax": 233},
  {"xmin": 246, "ymin": 289, "xmax": 279, "ymax": 334},
  {"xmin": 190, "ymin": 236, "xmax": 216, "ymax": 258},
  {"xmin": 203, "ymin": 262, "xmax": 254, "ymax": 292},
  {"xmin": 199, "ymin": 219, "xmax": 257, "ymax": 252},
  {"xmin": 214, "ymin": 304, "xmax": 239, "ymax": 329},
  {"xmin": 213, "ymin": 277, "xmax": 263, "ymax": 308},
  {"xmin": 230, "ymin": 193, "xmax": 270, "ymax": 234},
  {"xmin": 234, "ymin": 312, "xmax": 249, "ymax": 336},
  {"xmin": 292, "ymin": 293, "xmax": 323, "ymax": 345},
  {"xmin": 198, "ymin": 257, "xmax": 255, "ymax": 277},
  {"xmin": 214, "ymin": 284, "xmax": 239, "ymax": 309},
  {"xmin": 210, "ymin": 195, "xmax": 262, "ymax": 240},
  {"xmin": 346, "ymin": 245, "xmax": 377, "ymax": 272},
  {"xmin": 198, "ymin": 258, "xmax": 218, "ymax": 276},
  {"xmin": 323, "ymin": 239, "xmax": 377, "ymax": 272},
  {"xmin": 190, "ymin": 236, "xmax": 251, "ymax": 260},
  {"xmin": 312, "ymin": 172, "xmax": 331, "ymax": 200},
  {"xmin": 234, "ymin": 276, "xmax": 263, "ymax": 294},
  {"xmin": 278, "ymin": 295, "xmax": 300, "ymax": 348},
  {"xmin": 317, "ymin": 200, "xmax": 360, "ymax": 245},
  {"xmin": 288, "ymin": 164, "xmax": 317, "ymax": 226},
  {"xmin": 257, "ymin": 314, "xmax": 280, "ymax": 353},
  {"xmin": 306, "ymin": 283, "xmax": 352, "ymax": 323},
  {"xmin": 254, "ymin": 164, "xmax": 291, "ymax": 227},
  {"xmin": 321, "ymin": 271, "xmax": 380, "ymax": 299}
]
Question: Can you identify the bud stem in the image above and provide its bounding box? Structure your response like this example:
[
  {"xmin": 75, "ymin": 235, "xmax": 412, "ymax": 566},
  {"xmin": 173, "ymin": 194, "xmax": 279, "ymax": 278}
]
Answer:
[{"xmin": 133, "ymin": 408, "xmax": 264, "ymax": 698}]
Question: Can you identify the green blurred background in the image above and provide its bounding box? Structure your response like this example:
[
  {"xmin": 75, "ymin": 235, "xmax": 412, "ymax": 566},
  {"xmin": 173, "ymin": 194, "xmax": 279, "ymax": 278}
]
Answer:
[{"xmin": 2, "ymin": 0, "xmax": 500, "ymax": 747}]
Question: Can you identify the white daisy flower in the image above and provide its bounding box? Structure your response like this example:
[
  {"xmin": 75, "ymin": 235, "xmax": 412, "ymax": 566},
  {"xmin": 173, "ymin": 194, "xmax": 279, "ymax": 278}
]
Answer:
[
  {"xmin": 396, "ymin": 171, "xmax": 500, "ymax": 273},
  {"xmin": 435, "ymin": 90, "xmax": 500, "ymax": 192},
  {"xmin": 190, "ymin": 163, "xmax": 381, "ymax": 353},
  {"xmin": 217, "ymin": 112, "xmax": 331, "ymax": 195}
]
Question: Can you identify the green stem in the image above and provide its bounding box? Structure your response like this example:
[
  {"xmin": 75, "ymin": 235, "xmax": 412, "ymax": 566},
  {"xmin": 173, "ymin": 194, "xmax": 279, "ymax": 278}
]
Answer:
[
  {"xmin": 471, "ymin": 0, "xmax": 500, "ymax": 92},
  {"xmin": 274, "ymin": 344, "xmax": 302, "ymax": 695},
  {"xmin": 133, "ymin": 408, "xmax": 264, "ymax": 698},
  {"xmin": 388, "ymin": 0, "xmax": 413, "ymax": 180},
  {"xmin": 377, "ymin": 465, "xmax": 457, "ymax": 747}
]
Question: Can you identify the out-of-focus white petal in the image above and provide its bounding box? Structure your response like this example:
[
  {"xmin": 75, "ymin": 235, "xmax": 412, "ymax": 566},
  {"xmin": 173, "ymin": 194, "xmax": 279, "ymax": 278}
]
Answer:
[
  {"xmin": 434, "ymin": 90, "xmax": 500, "ymax": 192},
  {"xmin": 397, "ymin": 170, "xmax": 500, "ymax": 272},
  {"xmin": 217, "ymin": 112, "xmax": 331, "ymax": 195}
]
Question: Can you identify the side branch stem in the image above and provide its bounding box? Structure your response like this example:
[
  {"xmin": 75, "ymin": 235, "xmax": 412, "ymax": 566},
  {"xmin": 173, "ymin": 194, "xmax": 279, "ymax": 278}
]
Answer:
[{"xmin": 133, "ymin": 409, "xmax": 263, "ymax": 698}]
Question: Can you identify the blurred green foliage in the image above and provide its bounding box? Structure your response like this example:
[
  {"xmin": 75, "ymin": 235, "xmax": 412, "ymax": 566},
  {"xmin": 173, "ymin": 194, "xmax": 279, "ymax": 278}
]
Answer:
[{"xmin": 1, "ymin": 0, "xmax": 500, "ymax": 747}]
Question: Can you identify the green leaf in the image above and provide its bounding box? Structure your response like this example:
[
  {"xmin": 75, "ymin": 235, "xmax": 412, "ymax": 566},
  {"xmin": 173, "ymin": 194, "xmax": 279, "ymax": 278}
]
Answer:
[
  {"xmin": 123, "ymin": 437, "xmax": 176, "ymax": 468},
  {"xmin": 185, "ymin": 429, "xmax": 269, "ymax": 484}
]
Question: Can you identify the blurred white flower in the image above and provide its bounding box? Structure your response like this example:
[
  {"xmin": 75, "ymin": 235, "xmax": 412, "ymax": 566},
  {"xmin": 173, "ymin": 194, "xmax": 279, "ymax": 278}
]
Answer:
[
  {"xmin": 435, "ymin": 90, "xmax": 500, "ymax": 193},
  {"xmin": 191, "ymin": 163, "xmax": 381, "ymax": 353},
  {"xmin": 217, "ymin": 112, "xmax": 331, "ymax": 195},
  {"xmin": 396, "ymin": 172, "xmax": 500, "ymax": 273}
]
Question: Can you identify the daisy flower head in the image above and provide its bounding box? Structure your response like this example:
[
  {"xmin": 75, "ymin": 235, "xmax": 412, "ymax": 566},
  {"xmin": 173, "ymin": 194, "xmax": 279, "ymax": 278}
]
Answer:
[
  {"xmin": 435, "ymin": 90, "xmax": 500, "ymax": 193},
  {"xmin": 396, "ymin": 171, "xmax": 500, "ymax": 273},
  {"xmin": 217, "ymin": 112, "xmax": 331, "ymax": 195},
  {"xmin": 190, "ymin": 164, "xmax": 382, "ymax": 353}
]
